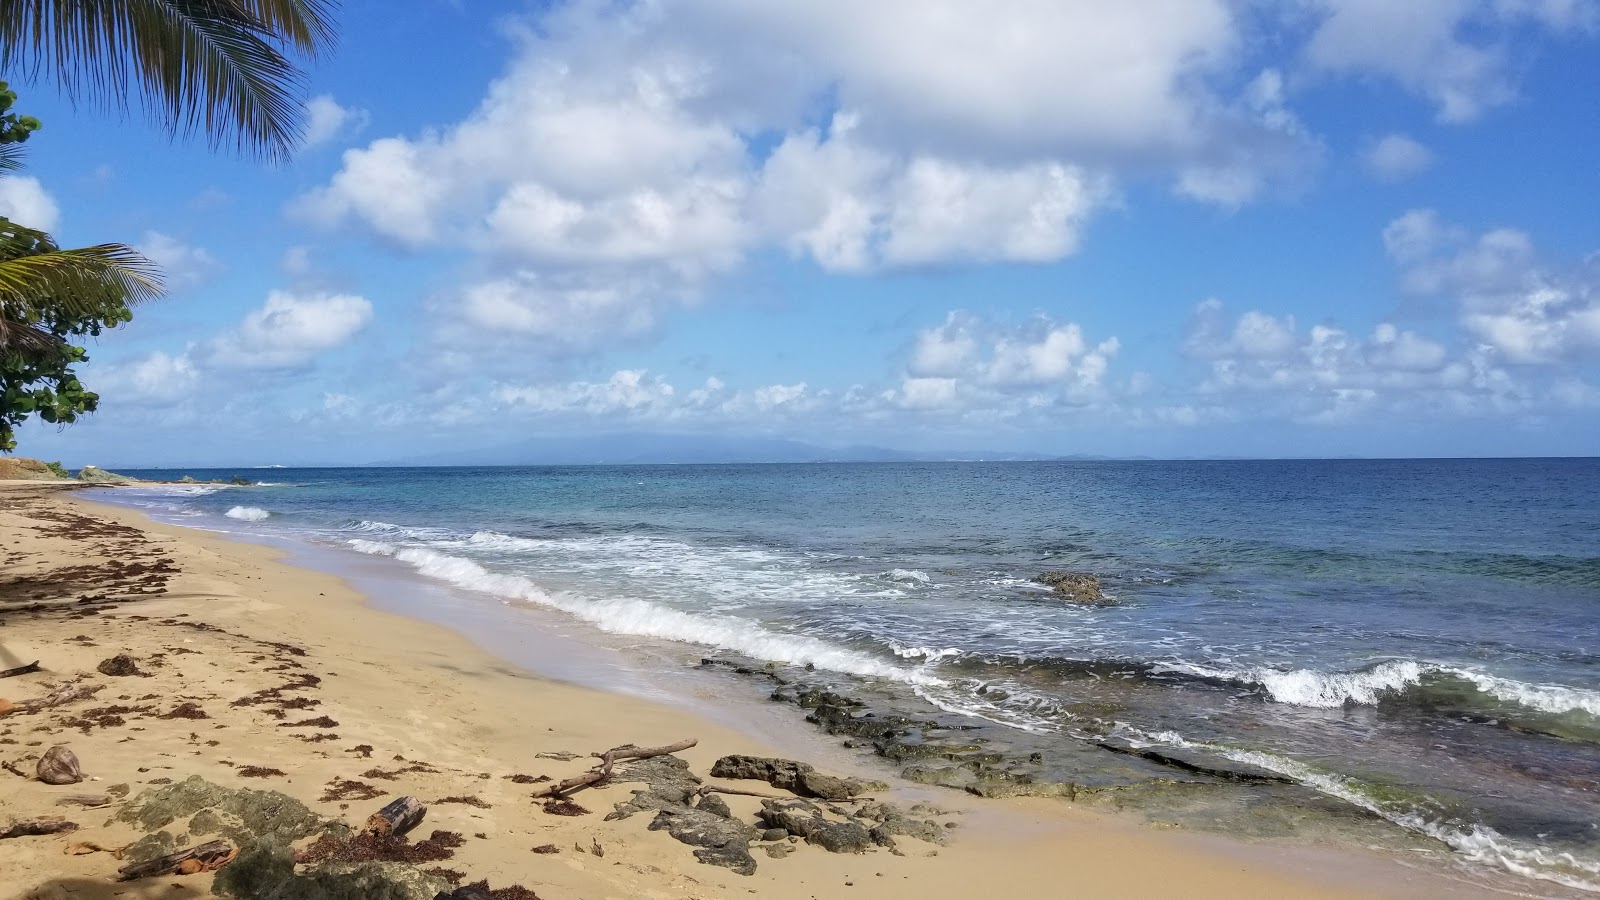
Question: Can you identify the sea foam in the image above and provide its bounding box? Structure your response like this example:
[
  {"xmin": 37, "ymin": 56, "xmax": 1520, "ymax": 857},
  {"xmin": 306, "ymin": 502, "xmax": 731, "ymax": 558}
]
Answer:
[
  {"xmin": 225, "ymin": 506, "xmax": 270, "ymax": 522},
  {"xmin": 348, "ymin": 540, "xmax": 942, "ymax": 686}
]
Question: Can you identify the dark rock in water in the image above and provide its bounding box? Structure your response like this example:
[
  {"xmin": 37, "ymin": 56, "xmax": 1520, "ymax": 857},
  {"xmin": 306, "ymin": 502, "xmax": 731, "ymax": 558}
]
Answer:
[
  {"xmin": 1095, "ymin": 737, "xmax": 1292, "ymax": 784},
  {"xmin": 1034, "ymin": 571, "xmax": 1111, "ymax": 605},
  {"xmin": 37, "ymin": 744, "xmax": 83, "ymax": 784},
  {"xmin": 647, "ymin": 808, "xmax": 758, "ymax": 875},
  {"xmin": 97, "ymin": 653, "xmax": 142, "ymax": 677},
  {"xmin": 709, "ymin": 754, "xmax": 865, "ymax": 800}
]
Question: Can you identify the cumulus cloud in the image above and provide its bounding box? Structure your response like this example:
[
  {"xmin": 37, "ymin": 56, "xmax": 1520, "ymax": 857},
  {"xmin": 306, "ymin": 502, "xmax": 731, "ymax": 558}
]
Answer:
[
  {"xmin": 206, "ymin": 290, "xmax": 374, "ymax": 370},
  {"xmin": 1363, "ymin": 133, "xmax": 1434, "ymax": 182},
  {"xmin": 94, "ymin": 351, "xmax": 199, "ymax": 406},
  {"xmin": 1383, "ymin": 209, "xmax": 1600, "ymax": 364},
  {"xmin": 137, "ymin": 231, "xmax": 222, "ymax": 292},
  {"xmin": 1302, "ymin": 0, "xmax": 1593, "ymax": 123},
  {"xmin": 302, "ymin": 95, "xmax": 370, "ymax": 148},
  {"xmin": 0, "ymin": 176, "xmax": 59, "ymax": 231},
  {"xmin": 1182, "ymin": 299, "xmax": 1517, "ymax": 422}
]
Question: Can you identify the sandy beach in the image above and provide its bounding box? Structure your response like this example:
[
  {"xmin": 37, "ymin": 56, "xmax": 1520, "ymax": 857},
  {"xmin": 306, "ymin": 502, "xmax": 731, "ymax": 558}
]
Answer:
[{"xmin": 0, "ymin": 483, "xmax": 1509, "ymax": 899}]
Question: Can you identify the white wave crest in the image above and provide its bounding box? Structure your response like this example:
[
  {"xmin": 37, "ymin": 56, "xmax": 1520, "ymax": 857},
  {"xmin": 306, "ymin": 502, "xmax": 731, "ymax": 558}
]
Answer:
[
  {"xmin": 881, "ymin": 569, "xmax": 932, "ymax": 585},
  {"xmin": 1449, "ymin": 669, "xmax": 1600, "ymax": 718},
  {"xmin": 225, "ymin": 506, "xmax": 271, "ymax": 522},
  {"xmin": 886, "ymin": 642, "xmax": 961, "ymax": 663},
  {"xmin": 1113, "ymin": 724, "xmax": 1600, "ymax": 893},
  {"xmin": 347, "ymin": 541, "xmax": 941, "ymax": 686}
]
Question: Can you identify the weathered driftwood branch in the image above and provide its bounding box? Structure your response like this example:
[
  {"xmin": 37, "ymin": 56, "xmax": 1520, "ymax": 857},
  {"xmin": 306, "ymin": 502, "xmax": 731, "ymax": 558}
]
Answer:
[
  {"xmin": 1, "ymin": 816, "xmax": 80, "ymax": 839},
  {"xmin": 115, "ymin": 839, "xmax": 236, "ymax": 881},
  {"xmin": 0, "ymin": 682, "xmax": 103, "ymax": 718},
  {"xmin": 530, "ymin": 738, "xmax": 698, "ymax": 799},
  {"xmin": 55, "ymin": 793, "xmax": 112, "ymax": 809},
  {"xmin": 364, "ymin": 796, "xmax": 425, "ymax": 838},
  {"xmin": 697, "ymin": 783, "xmax": 785, "ymax": 800},
  {"xmin": 0, "ymin": 660, "xmax": 40, "ymax": 678}
]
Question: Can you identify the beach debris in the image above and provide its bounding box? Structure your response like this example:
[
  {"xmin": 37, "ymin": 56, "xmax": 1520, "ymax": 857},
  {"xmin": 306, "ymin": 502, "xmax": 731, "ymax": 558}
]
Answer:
[
  {"xmin": 322, "ymin": 778, "xmax": 387, "ymax": 802},
  {"xmin": 540, "ymin": 797, "xmax": 589, "ymax": 816},
  {"xmin": 1, "ymin": 815, "xmax": 80, "ymax": 839},
  {"xmin": 0, "ymin": 680, "xmax": 103, "ymax": 717},
  {"xmin": 436, "ymin": 880, "xmax": 542, "ymax": 900},
  {"xmin": 36, "ymin": 744, "xmax": 83, "ymax": 784},
  {"xmin": 55, "ymin": 792, "xmax": 112, "ymax": 808},
  {"xmin": 709, "ymin": 754, "xmax": 867, "ymax": 800},
  {"xmin": 1033, "ymin": 570, "xmax": 1111, "ymax": 605},
  {"xmin": 64, "ymin": 840, "xmax": 110, "ymax": 854},
  {"xmin": 96, "ymin": 653, "xmax": 143, "ymax": 677},
  {"xmin": 0, "ymin": 698, "xmax": 13, "ymax": 715},
  {"xmin": 116, "ymin": 839, "xmax": 237, "ymax": 880},
  {"xmin": 530, "ymin": 738, "xmax": 698, "ymax": 799},
  {"xmin": 366, "ymin": 796, "xmax": 427, "ymax": 838},
  {"xmin": 0, "ymin": 659, "xmax": 41, "ymax": 678}
]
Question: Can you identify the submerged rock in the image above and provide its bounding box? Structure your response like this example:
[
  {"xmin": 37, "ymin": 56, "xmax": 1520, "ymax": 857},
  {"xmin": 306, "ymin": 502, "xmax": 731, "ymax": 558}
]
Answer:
[
  {"xmin": 1095, "ymin": 738, "xmax": 1292, "ymax": 784},
  {"xmin": 1034, "ymin": 571, "xmax": 1110, "ymax": 605}
]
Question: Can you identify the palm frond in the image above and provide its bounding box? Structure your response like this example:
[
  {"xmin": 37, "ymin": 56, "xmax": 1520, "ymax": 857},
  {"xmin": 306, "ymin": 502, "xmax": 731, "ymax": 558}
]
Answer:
[
  {"xmin": 0, "ymin": 242, "xmax": 163, "ymax": 330},
  {"xmin": 0, "ymin": 0, "xmax": 341, "ymax": 162}
]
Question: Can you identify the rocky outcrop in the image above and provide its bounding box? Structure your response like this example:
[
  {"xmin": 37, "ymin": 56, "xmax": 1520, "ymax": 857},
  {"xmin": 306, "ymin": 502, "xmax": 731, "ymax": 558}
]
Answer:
[
  {"xmin": 709, "ymin": 755, "xmax": 867, "ymax": 801},
  {"xmin": 1094, "ymin": 737, "xmax": 1292, "ymax": 784},
  {"xmin": 76, "ymin": 465, "xmax": 142, "ymax": 484},
  {"xmin": 1034, "ymin": 571, "xmax": 1111, "ymax": 605},
  {"xmin": 0, "ymin": 457, "xmax": 69, "ymax": 481}
]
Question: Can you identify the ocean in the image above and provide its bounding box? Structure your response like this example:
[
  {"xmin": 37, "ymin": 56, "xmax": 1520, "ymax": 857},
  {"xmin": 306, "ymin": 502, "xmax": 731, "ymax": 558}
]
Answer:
[{"xmin": 97, "ymin": 459, "xmax": 1600, "ymax": 892}]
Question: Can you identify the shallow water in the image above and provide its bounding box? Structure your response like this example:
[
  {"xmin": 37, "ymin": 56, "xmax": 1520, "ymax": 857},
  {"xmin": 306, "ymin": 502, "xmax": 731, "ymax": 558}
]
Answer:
[{"xmin": 101, "ymin": 458, "xmax": 1600, "ymax": 891}]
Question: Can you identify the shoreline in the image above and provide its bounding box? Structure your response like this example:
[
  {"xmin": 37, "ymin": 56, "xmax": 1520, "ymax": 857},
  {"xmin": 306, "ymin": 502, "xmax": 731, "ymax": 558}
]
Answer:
[{"xmin": 0, "ymin": 483, "xmax": 1517, "ymax": 898}]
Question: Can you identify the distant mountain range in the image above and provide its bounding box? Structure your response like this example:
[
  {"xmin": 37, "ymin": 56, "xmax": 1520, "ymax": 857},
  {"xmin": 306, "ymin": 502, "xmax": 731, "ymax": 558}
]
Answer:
[{"xmin": 375, "ymin": 432, "xmax": 1126, "ymax": 466}]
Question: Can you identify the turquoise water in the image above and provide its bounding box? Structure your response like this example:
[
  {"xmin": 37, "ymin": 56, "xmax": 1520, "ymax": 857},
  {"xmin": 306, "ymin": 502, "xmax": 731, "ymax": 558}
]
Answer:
[{"xmin": 102, "ymin": 459, "xmax": 1600, "ymax": 890}]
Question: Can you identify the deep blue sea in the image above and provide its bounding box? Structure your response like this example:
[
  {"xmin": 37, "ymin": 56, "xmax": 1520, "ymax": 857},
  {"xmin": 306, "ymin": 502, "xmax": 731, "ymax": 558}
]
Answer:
[{"xmin": 99, "ymin": 459, "xmax": 1600, "ymax": 891}]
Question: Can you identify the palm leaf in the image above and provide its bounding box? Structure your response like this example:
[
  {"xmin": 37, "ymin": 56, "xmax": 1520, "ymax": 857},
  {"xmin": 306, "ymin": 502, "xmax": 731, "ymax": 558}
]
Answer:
[
  {"xmin": 0, "ymin": 0, "xmax": 340, "ymax": 162},
  {"xmin": 0, "ymin": 219, "xmax": 163, "ymax": 333}
]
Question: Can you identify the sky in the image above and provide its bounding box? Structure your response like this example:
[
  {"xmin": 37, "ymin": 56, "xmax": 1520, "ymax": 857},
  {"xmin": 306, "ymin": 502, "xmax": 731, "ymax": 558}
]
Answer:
[{"xmin": 2, "ymin": 0, "xmax": 1598, "ymax": 465}]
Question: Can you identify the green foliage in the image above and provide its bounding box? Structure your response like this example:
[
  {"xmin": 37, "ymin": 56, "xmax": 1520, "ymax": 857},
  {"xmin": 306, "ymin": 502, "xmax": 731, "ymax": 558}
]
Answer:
[
  {"xmin": 0, "ymin": 0, "xmax": 338, "ymax": 162},
  {"xmin": 0, "ymin": 83, "xmax": 161, "ymax": 453},
  {"xmin": 44, "ymin": 459, "xmax": 68, "ymax": 477},
  {"xmin": 0, "ymin": 82, "xmax": 41, "ymax": 171}
]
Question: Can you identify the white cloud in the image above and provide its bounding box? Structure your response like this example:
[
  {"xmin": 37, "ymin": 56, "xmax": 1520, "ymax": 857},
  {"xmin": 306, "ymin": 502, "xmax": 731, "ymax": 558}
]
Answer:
[
  {"xmin": 1302, "ymin": 0, "xmax": 1593, "ymax": 123},
  {"xmin": 451, "ymin": 271, "xmax": 670, "ymax": 355},
  {"xmin": 207, "ymin": 290, "xmax": 374, "ymax": 369},
  {"xmin": 95, "ymin": 351, "xmax": 199, "ymax": 405},
  {"xmin": 302, "ymin": 95, "xmax": 370, "ymax": 148},
  {"xmin": 1363, "ymin": 133, "xmax": 1434, "ymax": 182},
  {"xmin": 1384, "ymin": 209, "xmax": 1600, "ymax": 364},
  {"xmin": 137, "ymin": 231, "xmax": 222, "ymax": 292},
  {"xmin": 0, "ymin": 176, "xmax": 59, "ymax": 231}
]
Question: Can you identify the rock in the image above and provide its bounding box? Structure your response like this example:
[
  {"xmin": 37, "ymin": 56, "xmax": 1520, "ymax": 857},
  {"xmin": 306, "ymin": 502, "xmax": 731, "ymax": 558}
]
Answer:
[
  {"xmin": 756, "ymin": 800, "xmax": 870, "ymax": 854},
  {"xmin": 214, "ymin": 845, "xmax": 448, "ymax": 900},
  {"xmin": 75, "ymin": 466, "xmax": 141, "ymax": 484},
  {"xmin": 646, "ymin": 808, "xmax": 758, "ymax": 876},
  {"xmin": 116, "ymin": 775, "xmax": 335, "ymax": 850},
  {"xmin": 120, "ymin": 830, "xmax": 180, "ymax": 864},
  {"xmin": 760, "ymin": 828, "xmax": 788, "ymax": 842},
  {"xmin": 1094, "ymin": 738, "xmax": 1292, "ymax": 784},
  {"xmin": 708, "ymin": 755, "xmax": 865, "ymax": 800},
  {"xmin": 37, "ymin": 745, "xmax": 83, "ymax": 785},
  {"xmin": 1034, "ymin": 571, "xmax": 1110, "ymax": 604},
  {"xmin": 764, "ymin": 842, "xmax": 792, "ymax": 859},
  {"xmin": 693, "ymin": 792, "xmax": 733, "ymax": 819},
  {"xmin": 96, "ymin": 653, "xmax": 142, "ymax": 677}
]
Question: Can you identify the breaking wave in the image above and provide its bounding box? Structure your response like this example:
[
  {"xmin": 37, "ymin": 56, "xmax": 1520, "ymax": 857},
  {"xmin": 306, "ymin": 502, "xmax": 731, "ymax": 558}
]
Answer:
[
  {"xmin": 224, "ymin": 506, "xmax": 270, "ymax": 522},
  {"xmin": 347, "ymin": 540, "xmax": 941, "ymax": 686}
]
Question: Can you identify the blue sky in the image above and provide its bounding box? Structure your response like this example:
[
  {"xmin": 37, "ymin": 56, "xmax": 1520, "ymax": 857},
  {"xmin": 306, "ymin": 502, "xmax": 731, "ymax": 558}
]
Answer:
[{"xmin": 3, "ymin": 0, "xmax": 1598, "ymax": 465}]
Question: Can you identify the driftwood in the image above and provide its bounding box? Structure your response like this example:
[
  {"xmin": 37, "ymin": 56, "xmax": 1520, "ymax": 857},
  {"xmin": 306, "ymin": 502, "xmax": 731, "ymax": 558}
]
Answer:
[
  {"xmin": 697, "ymin": 783, "xmax": 785, "ymax": 800},
  {"xmin": 0, "ymin": 682, "xmax": 102, "ymax": 718},
  {"xmin": 115, "ymin": 839, "xmax": 236, "ymax": 881},
  {"xmin": 0, "ymin": 660, "xmax": 40, "ymax": 678},
  {"xmin": 55, "ymin": 793, "xmax": 112, "ymax": 808},
  {"xmin": 530, "ymin": 738, "xmax": 697, "ymax": 799},
  {"xmin": 1, "ymin": 816, "xmax": 79, "ymax": 839},
  {"xmin": 363, "ymin": 796, "xmax": 425, "ymax": 838}
]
